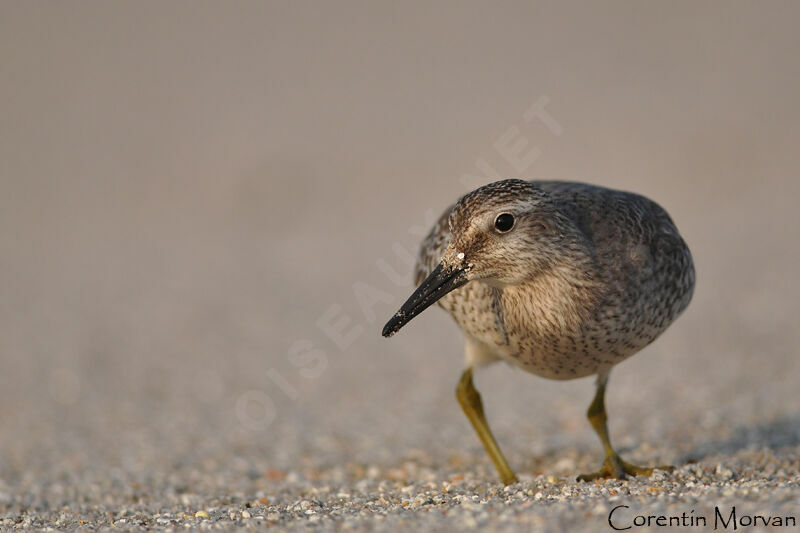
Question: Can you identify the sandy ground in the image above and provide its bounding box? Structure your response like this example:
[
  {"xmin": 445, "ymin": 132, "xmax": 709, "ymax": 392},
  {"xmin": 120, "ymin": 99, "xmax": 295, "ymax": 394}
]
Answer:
[{"xmin": 2, "ymin": 2, "xmax": 800, "ymax": 531}]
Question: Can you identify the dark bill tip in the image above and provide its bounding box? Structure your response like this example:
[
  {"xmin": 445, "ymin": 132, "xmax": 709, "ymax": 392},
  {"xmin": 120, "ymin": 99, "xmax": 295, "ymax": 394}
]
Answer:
[{"xmin": 382, "ymin": 263, "xmax": 469, "ymax": 337}]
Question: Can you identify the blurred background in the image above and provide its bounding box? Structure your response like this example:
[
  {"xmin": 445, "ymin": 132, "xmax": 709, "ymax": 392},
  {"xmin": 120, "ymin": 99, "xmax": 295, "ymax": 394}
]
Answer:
[{"xmin": 2, "ymin": 1, "xmax": 799, "ymax": 498}]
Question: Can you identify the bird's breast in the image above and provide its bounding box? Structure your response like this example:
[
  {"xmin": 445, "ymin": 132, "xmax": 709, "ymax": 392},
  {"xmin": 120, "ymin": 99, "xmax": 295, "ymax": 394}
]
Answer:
[{"xmin": 440, "ymin": 275, "xmax": 612, "ymax": 379}]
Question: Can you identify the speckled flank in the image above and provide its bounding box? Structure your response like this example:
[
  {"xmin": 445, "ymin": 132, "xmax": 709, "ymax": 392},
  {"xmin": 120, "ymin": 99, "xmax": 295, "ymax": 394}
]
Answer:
[{"xmin": 415, "ymin": 179, "xmax": 695, "ymax": 380}]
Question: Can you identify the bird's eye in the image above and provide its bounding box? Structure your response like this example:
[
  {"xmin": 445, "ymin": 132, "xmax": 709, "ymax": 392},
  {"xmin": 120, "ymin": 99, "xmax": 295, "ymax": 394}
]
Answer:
[{"xmin": 494, "ymin": 213, "xmax": 515, "ymax": 233}]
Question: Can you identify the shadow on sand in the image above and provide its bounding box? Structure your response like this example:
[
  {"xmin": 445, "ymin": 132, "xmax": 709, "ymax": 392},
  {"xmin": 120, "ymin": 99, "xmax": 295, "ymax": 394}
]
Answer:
[{"xmin": 681, "ymin": 414, "xmax": 800, "ymax": 463}]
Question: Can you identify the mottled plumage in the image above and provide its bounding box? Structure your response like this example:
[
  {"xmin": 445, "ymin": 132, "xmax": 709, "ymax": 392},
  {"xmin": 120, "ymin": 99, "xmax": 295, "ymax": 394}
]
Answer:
[{"xmin": 413, "ymin": 179, "xmax": 695, "ymax": 379}]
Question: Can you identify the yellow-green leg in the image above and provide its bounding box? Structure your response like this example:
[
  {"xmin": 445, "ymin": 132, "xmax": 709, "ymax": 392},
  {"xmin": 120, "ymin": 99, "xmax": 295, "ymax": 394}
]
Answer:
[
  {"xmin": 456, "ymin": 368, "xmax": 518, "ymax": 485},
  {"xmin": 577, "ymin": 371, "xmax": 673, "ymax": 481}
]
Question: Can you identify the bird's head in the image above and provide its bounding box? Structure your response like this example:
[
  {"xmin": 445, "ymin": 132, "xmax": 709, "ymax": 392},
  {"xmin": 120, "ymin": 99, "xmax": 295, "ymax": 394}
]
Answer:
[{"xmin": 382, "ymin": 179, "xmax": 586, "ymax": 337}]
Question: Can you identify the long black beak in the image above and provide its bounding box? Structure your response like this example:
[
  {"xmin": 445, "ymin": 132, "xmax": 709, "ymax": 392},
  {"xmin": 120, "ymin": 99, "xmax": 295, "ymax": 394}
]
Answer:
[{"xmin": 382, "ymin": 263, "xmax": 469, "ymax": 337}]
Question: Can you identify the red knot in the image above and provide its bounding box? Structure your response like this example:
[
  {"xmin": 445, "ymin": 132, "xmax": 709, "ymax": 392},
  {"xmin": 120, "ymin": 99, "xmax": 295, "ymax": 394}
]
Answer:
[{"xmin": 382, "ymin": 179, "xmax": 695, "ymax": 484}]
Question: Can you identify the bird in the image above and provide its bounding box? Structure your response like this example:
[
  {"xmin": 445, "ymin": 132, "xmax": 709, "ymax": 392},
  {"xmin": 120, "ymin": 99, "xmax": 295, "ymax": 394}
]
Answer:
[{"xmin": 382, "ymin": 179, "xmax": 695, "ymax": 484}]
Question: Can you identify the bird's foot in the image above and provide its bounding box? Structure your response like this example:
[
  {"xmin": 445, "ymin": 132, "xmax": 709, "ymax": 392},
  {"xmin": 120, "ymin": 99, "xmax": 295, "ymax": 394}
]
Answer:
[
  {"xmin": 576, "ymin": 454, "xmax": 673, "ymax": 482},
  {"xmin": 499, "ymin": 472, "xmax": 519, "ymax": 485}
]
